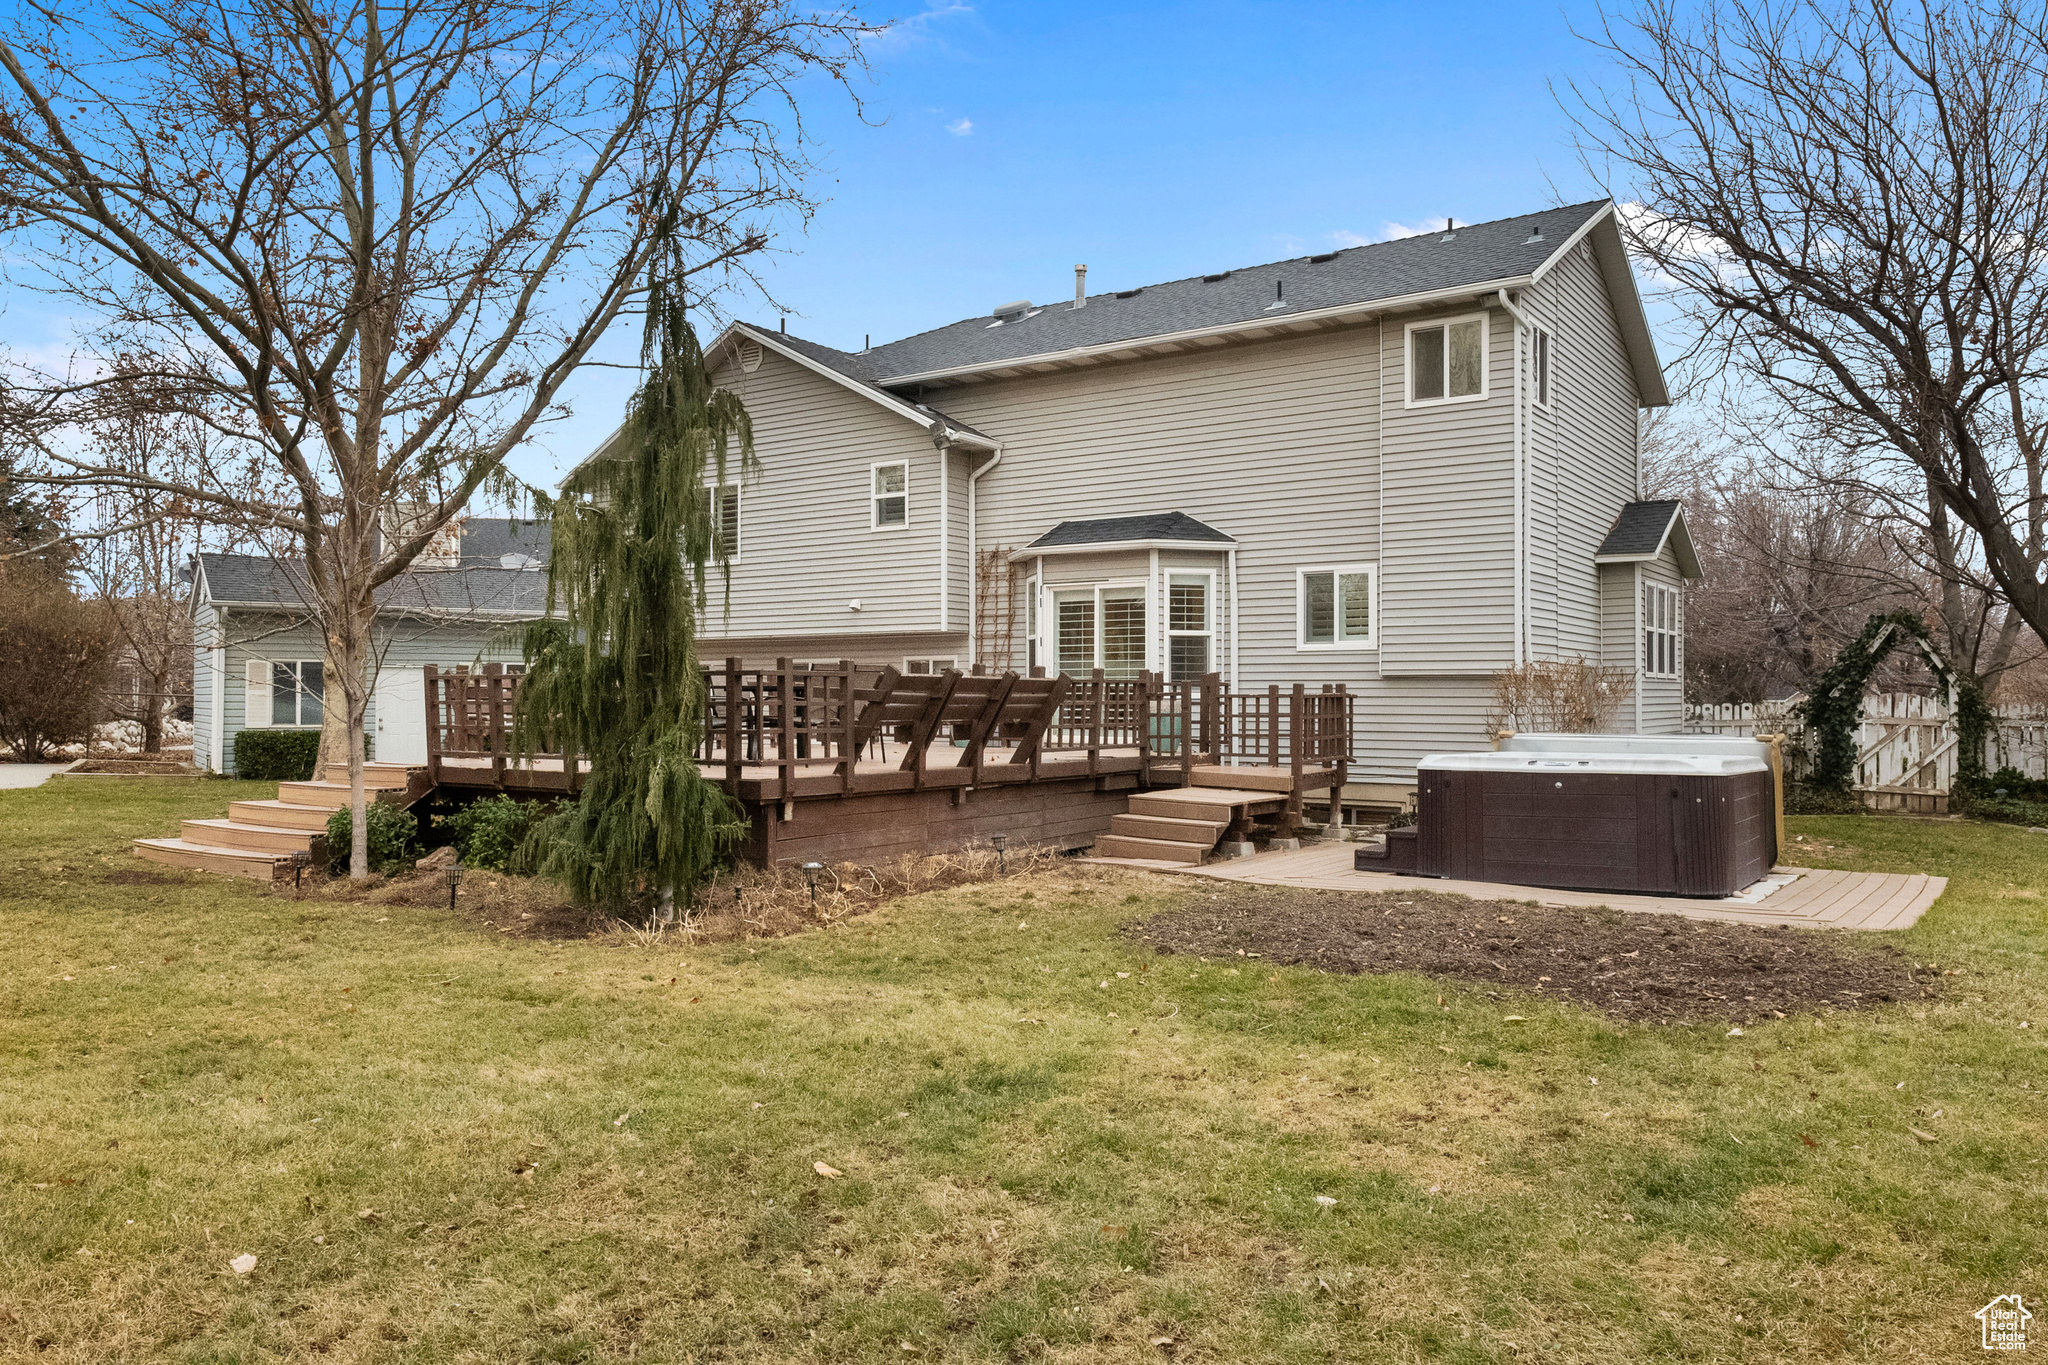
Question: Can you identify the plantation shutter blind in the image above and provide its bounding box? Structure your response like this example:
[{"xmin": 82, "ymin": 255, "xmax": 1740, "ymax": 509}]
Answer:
[{"xmin": 244, "ymin": 660, "xmax": 270, "ymax": 729}]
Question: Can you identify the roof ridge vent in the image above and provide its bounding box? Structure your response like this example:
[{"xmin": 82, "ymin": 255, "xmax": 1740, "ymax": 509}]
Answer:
[
  {"xmin": 991, "ymin": 299, "xmax": 1032, "ymax": 320},
  {"xmin": 1307, "ymin": 252, "xmax": 1337, "ymax": 263},
  {"xmin": 1116, "ymin": 288, "xmax": 1143, "ymax": 299},
  {"xmin": 1202, "ymin": 272, "xmax": 1230, "ymax": 282}
]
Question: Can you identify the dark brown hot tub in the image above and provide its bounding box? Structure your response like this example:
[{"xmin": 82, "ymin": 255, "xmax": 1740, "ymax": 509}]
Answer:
[{"xmin": 1392, "ymin": 739, "xmax": 1777, "ymax": 897}]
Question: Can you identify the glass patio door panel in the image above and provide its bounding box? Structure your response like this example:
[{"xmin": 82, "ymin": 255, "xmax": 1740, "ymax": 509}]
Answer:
[
  {"xmin": 1052, "ymin": 585, "xmax": 1149, "ymax": 678},
  {"xmin": 1100, "ymin": 589, "xmax": 1146, "ymax": 679},
  {"xmin": 1055, "ymin": 593, "xmax": 1097, "ymax": 676}
]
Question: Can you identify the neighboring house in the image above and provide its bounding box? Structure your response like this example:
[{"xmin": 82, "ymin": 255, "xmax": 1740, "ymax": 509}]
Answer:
[
  {"xmin": 189, "ymin": 517, "xmax": 549, "ymax": 773},
  {"xmin": 623, "ymin": 198, "xmax": 1695, "ymax": 801}
]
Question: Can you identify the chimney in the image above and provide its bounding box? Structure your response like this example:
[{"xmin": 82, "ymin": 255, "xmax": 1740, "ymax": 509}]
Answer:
[{"xmin": 1073, "ymin": 264, "xmax": 1087, "ymax": 308}]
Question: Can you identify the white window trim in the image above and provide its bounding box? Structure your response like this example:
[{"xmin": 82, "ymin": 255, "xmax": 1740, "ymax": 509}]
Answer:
[
  {"xmin": 1295, "ymin": 564, "xmax": 1380, "ymax": 651},
  {"xmin": 1402, "ymin": 311, "xmax": 1490, "ymax": 409},
  {"xmin": 703, "ymin": 480, "xmax": 742, "ymax": 564},
  {"xmin": 1051, "ymin": 580, "xmax": 1149, "ymax": 675},
  {"xmin": 902, "ymin": 656, "xmax": 959, "ymax": 676},
  {"xmin": 1642, "ymin": 581, "xmax": 1680, "ymax": 678},
  {"xmin": 247, "ymin": 658, "xmax": 325, "ymax": 728},
  {"xmin": 870, "ymin": 459, "xmax": 910, "ymax": 532},
  {"xmin": 1531, "ymin": 327, "xmax": 1553, "ymax": 410},
  {"xmin": 1166, "ymin": 569, "xmax": 1217, "ymax": 681}
]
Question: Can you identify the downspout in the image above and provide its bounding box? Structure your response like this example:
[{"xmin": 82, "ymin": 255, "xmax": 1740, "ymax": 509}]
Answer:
[
  {"xmin": 936, "ymin": 434, "xmax": 950, "ymax": 632},
  {"xmin": 1496, "ymin": 288, "xmax": 1530, "ymax": 666},
  {"xmin": 1227, "ymin": 547, "xmax": 1241, "ymax": 688},
  {"xmin": 967, "ymin": 441, "xmax": 1005, "ymax": 662}
]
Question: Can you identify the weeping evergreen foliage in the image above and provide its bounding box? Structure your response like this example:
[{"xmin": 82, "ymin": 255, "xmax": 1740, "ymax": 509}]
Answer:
[{"xmin": 512, "ymin": 230, "xmax": 755, "ymax": 910}]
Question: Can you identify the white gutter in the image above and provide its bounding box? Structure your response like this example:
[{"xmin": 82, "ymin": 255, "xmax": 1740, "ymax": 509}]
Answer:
[
  {"xmin": 1497, "ymin": 288, "xmax": 1532, "ymax": 666},
  {"xmin": 883, "ymin": 276, "xmax": 1535, "ymax": 388},
  {"xmin": 1007, "ymin": 537, "xmax": 1237, "ymax": 563},
  {"xmin": 966, "ymin": 442, "xmax": 1005, "ymax": 662}
]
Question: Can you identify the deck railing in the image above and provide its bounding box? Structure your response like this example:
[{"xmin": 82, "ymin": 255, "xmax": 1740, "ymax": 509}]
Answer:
[{"xmin": 424, "ymin": 659, "xmax": 1349, "ymax": 799}]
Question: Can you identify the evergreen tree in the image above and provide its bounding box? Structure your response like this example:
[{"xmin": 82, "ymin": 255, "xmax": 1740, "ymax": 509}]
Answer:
[{"xmin": 513, "ymin": 219, "xmax": 755, "ymax": 911}]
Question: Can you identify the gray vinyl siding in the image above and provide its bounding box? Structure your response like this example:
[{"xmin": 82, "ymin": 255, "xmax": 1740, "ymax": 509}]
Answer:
[
  {"xmin": 1597, "ymin": 562, "xmax": 1641, "ymax": 730},
  {"xmin": 1525, "ymin": 240, "xmax": 1644, "ymax": 664},
  {"xmin": 1378, "ymin": 305, "xmax": 1518, "ymax": 675},
  {"xmin": 696, "ymin": 632, "xmax": 972, "ymax": 672},
  {"xmin": 1639, "ymin": 546, "xmax": 1685, "ymax": 734},
  {"xmin": 705, "ymin": 347, "xmax": 950, "ymax": 642}
]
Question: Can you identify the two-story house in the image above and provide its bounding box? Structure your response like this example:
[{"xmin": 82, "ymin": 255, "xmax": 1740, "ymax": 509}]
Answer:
[{"xmin": 614, "ymin": 200, "xmax": 1696, "ymax": 805}]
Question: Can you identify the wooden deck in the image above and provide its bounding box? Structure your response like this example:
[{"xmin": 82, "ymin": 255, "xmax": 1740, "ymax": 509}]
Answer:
[{"xmin": 1089, "ymin": 841, "xmax": 1945, "ymax": 931}]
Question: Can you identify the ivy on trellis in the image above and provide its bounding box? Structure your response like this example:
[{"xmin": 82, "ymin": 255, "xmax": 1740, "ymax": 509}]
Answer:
[{"xmin": 1796, "ymin": 609, "xmax": 1990, "ymax": 795}]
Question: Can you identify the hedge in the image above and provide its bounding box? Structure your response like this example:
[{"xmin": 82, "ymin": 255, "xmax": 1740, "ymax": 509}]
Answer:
[{"xmin": 233, "ymin": 729, "xmax": 320, "ymax": 781}]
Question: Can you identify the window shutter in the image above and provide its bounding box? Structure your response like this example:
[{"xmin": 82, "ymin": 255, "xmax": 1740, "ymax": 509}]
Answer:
[{"xmin": 244, "ymin": 660, "xmax": 270, "ymax": 728}]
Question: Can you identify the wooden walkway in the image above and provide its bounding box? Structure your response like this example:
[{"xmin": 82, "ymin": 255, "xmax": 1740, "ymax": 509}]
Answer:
[{"xmin": 1088, "ymin": 841, "xmax": 1945, "ymax": 931}]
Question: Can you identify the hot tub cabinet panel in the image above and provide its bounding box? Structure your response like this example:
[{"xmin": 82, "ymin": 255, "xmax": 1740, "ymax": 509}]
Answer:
[{"xmin": 1414, "ymin": 754, "xmax": 1776, "ymax": 897}]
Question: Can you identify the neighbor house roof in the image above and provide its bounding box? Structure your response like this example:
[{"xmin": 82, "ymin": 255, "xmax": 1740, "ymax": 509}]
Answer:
[
  {"xmin": 194, "ymin": 518, "xmax": 553, "ymax": 618},
  {"xmin": 1594, "ymin": 500, "xmax": 1702, "ymax": 579},
  {"xmin": 709, "ymin": 199, "xmax": 1667, "ymax": 406},
  {"xmin": 1014, "ymin": 511, "xmax": 1235, "ymax": 559}
]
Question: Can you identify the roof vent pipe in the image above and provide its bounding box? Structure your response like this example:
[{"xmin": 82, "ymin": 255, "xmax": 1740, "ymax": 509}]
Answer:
[{"xmin": 1074, "ymin": 264, "xmax": 1087, "ymax": 308}]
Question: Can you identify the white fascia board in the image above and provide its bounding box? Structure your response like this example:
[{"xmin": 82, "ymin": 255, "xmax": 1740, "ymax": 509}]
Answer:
[
  {"xmin": 730, "ymin": 324, "xmax": 1000, "ymax": 452},
  {"xmin": 883, "ymin": 277, "xmax": 1536, "ymax": 388},
  {"xmin": 1007, "ymin": 538, "xmax": 1236, "ymax": 563},
  {"xmin": 1531, "ymin": 201, "xmax": 1672, "ymax": 409}
]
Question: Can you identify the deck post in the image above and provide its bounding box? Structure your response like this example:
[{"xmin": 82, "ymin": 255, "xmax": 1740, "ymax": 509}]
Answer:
[
  {"xmin": 1286, "ymin": 682, "xmax": 1305, "ymax": 832},
  {"xmin": 1266, "ymin": 684, "xmax": 1280, "ymax": 768},
  {"xmin": 839, "ymin": 660, "xmax": 856, "ymax": 795},
  {"xmin": 1089, "ymin": 668, "xmax": 1105, "ymax": 777},
  {"xmin": 485, "ymin": 661, "xmax": 507, "ymax": 788},
  {"xmin": 1200, "ymin": 671, "xmax": 1221, "ymax": 763},
  {"xmin": 423, "ymin": 665, "xmax": 442, "ymax": 785},
  {"xmin": 1333, "ymin": 683, "xmax": 1350, "ymax": 826},
  {"xmin": 1180, "ymin": 677, "xmax": 1194, "ymax": 787},
  {"xmin": 1134, "ymin": 670, "xmax": 1152, "ymax": 786},
  {"xmin": 776, "ymin": 657, "xmax": 795, "ymax": 801},
  {"xmin": 724, "ymin": 657, "xmax": 742, "ymax": 793}
]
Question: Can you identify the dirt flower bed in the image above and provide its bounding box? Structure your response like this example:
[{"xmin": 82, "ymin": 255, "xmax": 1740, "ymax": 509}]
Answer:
[{"xmin": 1131, "ymin": 885, "xmax": 1940, "ymax": 1024}]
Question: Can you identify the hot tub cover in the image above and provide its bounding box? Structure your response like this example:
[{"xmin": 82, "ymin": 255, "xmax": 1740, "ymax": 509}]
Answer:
[{"xmin": 1421, "ymin": 751, "xmax": 1769, "ymax": 778}]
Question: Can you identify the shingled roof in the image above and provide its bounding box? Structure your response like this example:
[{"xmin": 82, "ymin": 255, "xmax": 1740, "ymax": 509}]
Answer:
[
  {"xmin": 1594, "ymin": 500, "xmax": 1702, "ymax": 578},
  {"xmin": 194, "ymin": 518, "xmax": 554, "ymax": 617},
  {"xmin": 1019, "ymin": 511, "xmax": 1235, "ymax": 556}
]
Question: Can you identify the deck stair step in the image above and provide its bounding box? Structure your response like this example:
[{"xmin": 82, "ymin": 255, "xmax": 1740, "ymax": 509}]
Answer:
[
  {"xmin": 1187, "ymin": 765, "xmax": 1297, "ymax": 794},
  {"xmin": 228, "ymin": 799, "xmax": 335, "ymax": 832},
  {"xmin": 315, "ymin": 763, "xmax": 417, "ymax": 789},
  {"xmin": 277, "ymin": 780, "xmax": 410, "ymax": 809},
  {"xmin": 1092, "ymin": 834, "xmax": 1209, "ymax": 865},
  {"xmin": 133, "ymin": 837, "xmax": 292, "ymax": 881},
  {"xmin": 179, "ymin": 818, "xmax": 323, "ymax": 856},
  {"xmin": 1110, "ymin": 813, "xmax": 1228, "ymax": 843},
  {"xmin": 1128, "ymin": 788, "xmax": 1285, "ymax": 824}
]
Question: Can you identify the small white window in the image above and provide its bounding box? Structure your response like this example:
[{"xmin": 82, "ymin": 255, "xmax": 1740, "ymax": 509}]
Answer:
[
  {"xmin": 872, "ymin": 461, "xmax": 908, "ymax": 529},
  {"xmin": 903, "ymin": 657, "xmax": 958, "ymax": 676},
  {"xmin": 1298, "ymin": 566, "xmax": 1377, "ymax": 649},
  {"xmin": 1406, "ymin": 313, "xmax": 1487, "ymax": 406},
  {"xmin": 700, "ymin": 483, "xmax": 740, "ymax": 561},
  {"xmin": 248, "ymin": 659, "xmax": 324, "ymax": 727},
  {"xmin": 1533, "ymin": 328, "xmax": 1552, "ymax": 408},
  {"xmin": 1643, "ymin": 582, "xmax": 1679, "ymax": 677},
  {"xmin": 1167, "ymin": 573, "xmax": 1213, "ymax": 681}
]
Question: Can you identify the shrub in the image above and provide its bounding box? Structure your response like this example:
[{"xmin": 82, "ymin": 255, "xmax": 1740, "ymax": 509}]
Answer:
[
  {"xmin": 1783, "ymin": 782, "xmax": 1864, "ymax": 816},
  {"xmin": 0, "ymin": 575, "xmax": 113, "ymax": 760},
  {"xmin": 326, "ymin": 800, "xmax": 421, "ymax": 874},
  {"xmin": 439, "ymin": 794, "xmax": 547, "ymax": 872},
  {"xmin": 1483, "ymin": 658, "xmax": 1635, "ymax": 736},
  {"xmin": 233, "ymin": 728, "xmax": 321, "ymax": 781}
]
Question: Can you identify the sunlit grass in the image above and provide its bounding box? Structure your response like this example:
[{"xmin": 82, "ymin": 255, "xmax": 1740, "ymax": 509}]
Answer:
[{"xmin": 1, "ymin": 778, "xmax": 2042, "ymax": 1362}]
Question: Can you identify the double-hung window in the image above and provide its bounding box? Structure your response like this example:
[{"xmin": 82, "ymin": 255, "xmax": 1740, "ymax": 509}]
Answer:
[
  {"xmin": 1407, "ymin": 313, "xmax": 1487, "ymax": 405},
  {"xmin": 1053, "ymin": 585, "xmax": 1146, "ymax": 680},
  {"xmin": 871, "ymin": 461, "xmax": 908, "ymax": 529},
  {"xmin": 1643, "ymin": 582, "xmax": 1679, "ymax": 677},
  {"xmin": 1298, "ymin": 566, "xmax": 1377, "ymax": 649},
  {"xmin": 248, "ymin": 659, "xmax": 323, "ymax": 727},
  {"xmin": 1167, "ymin": 573, "xmax": 1213, "ymax": 681},
  {"xmin": 1532, "ymin": 327, "xmax": 1553, "ymax": 408},
  {"xmin": 700, "ymin": 482, "xmax": 740, "ymax": 560}
]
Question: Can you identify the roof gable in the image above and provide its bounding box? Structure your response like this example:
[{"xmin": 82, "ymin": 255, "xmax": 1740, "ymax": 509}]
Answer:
[{"xmin": 1595, "ymin": 500, "xmax": 1702, "ymax": 578}]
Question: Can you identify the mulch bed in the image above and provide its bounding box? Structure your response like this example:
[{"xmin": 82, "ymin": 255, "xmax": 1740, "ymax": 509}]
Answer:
[{"xmin": 1129, "ymin": 885, "xmax": 1940, "ymax": 1024}]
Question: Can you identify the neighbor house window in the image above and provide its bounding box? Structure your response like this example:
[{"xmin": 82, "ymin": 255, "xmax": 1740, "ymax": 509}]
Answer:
[
  {"xmin": 1643, "ymin": 582, "xmax": 1679, "ymax": 677},
  {"xmin": 1533, "ymin": 327, "xmax": 1552, "ymax": 408},
  {"xmin": 1407, "ymin": 314, "xmax": 1486, "ymax": 405},
  {"xmin": 1168, "ymin": 573, "xmax": 1213, "ymax": 681},
  {"xmin": 700, "ymin": 483, "xmax": 740, "ymax": 560},
  {"xmin": 1053, "ymin": 585, "xmax": 1146, "ymax": 680},
  {"xmin": 1298, "ymin": 566, "xmax": 1377, "ymax": 649},
  {"xmin": 872, "ymin": 461, "xmax": 908, "ymax": 528},
  {"xmin": 247, "ymin": 659, "xmax": 323, "ymax": 727}
]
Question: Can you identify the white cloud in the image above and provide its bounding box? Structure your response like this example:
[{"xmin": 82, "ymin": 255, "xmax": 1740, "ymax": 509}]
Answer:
[
  {"xmin": 1327, "ymin": 230, "xmax": 1372, "ymax": 248},
  {"xmin": 868, "ymin": 3, "xmax": 974, "ymax": 47},
  {"xmin": 946, "ymin": 117, "xmax": 974, "ymax": 137},
  {"xmin": 1378, "ymin": 217, "xmax": 1453, "ymax": 241}
]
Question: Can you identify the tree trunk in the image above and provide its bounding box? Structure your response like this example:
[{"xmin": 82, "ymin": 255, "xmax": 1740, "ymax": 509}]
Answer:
[{"xmin": 324, "ymin": 596, "xmax": 376, "ymax": 881}]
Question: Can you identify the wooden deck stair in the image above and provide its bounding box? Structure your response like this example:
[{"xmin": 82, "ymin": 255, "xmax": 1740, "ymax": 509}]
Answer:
[
  {"xmin": 133, "ymin": 762, "xmax": 422, "ymax": 881},
  {"xmin": 1092, "ymin": 766, "xmax": 1295, "ymax": 865}
]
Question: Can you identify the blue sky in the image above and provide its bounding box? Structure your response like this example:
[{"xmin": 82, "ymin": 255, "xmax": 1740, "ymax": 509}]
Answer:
[{"xmin": 523, "ymin": 0, "xmax": 1640, "ymax": 487}]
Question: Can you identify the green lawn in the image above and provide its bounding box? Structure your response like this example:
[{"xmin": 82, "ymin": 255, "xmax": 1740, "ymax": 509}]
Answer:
[{"xmin": 2, "ymin": 779, "xmax": 2043, "ymax": 1363}]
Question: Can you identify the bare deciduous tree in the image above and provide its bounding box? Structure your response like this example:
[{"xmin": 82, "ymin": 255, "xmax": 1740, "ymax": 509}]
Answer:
[
  {"xmin": 1574, "ymin": 0, "xmax": 2048, "ymax": 676},
  {"xmin": 0, "ymin": 0, "xmax": 866, "ymax": 874}
]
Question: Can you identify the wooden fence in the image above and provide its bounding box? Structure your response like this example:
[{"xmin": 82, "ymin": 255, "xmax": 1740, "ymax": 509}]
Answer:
[{"xmin": 1685, "ymin": 692, "xmax": 2048, "ymax": 810}]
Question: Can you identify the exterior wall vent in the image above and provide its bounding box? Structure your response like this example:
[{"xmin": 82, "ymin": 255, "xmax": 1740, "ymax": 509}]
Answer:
[{"xmin": 738, "ymin": 338, "xmax": 763, "ymax": 372}]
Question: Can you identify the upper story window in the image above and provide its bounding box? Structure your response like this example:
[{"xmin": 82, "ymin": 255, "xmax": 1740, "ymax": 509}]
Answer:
[
  {"xmin": 872, "ymin": 461, "xmax": 908, "ymax": 529},
  {"xmin": 1298, "ymin": 565, "xmax": 1377, "ymax": 649},
  {"xmin": 700, "ymin": 483, "xmax": 740, "ymax": 560},
  {"xmin": 1533, "ymin": 327, "xmax": 1553, "ymax": 408},
  {"xmin": 1406, "ymin": 314, "xmax": 1487, "ymax": 406},
  {"xmin": 1643, "ymin": 581, "xmax": 1680, "ymax": 677}
]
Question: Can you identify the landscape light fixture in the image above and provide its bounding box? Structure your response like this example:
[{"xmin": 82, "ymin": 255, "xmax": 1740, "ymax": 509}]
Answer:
[
  {"xmin": 801, "ymin": 861, "xmax": 825, "ymax": 907},
  {"xmin": 445, "ymin": 856, "xmax": 463, "ymax": 913},
  {"xmin": 290, "ymin": 849, "xmax": 311, "ymax": 896},
  {"xmin": 990, "ymin": 833, "xmax": 1008, "ymax": 874}
]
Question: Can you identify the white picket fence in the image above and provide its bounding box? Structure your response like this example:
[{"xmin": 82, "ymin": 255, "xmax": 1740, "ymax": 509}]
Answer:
[{"xmin": 1685, "ymin": 692, "xmax": 2048, "ymax": 811}]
